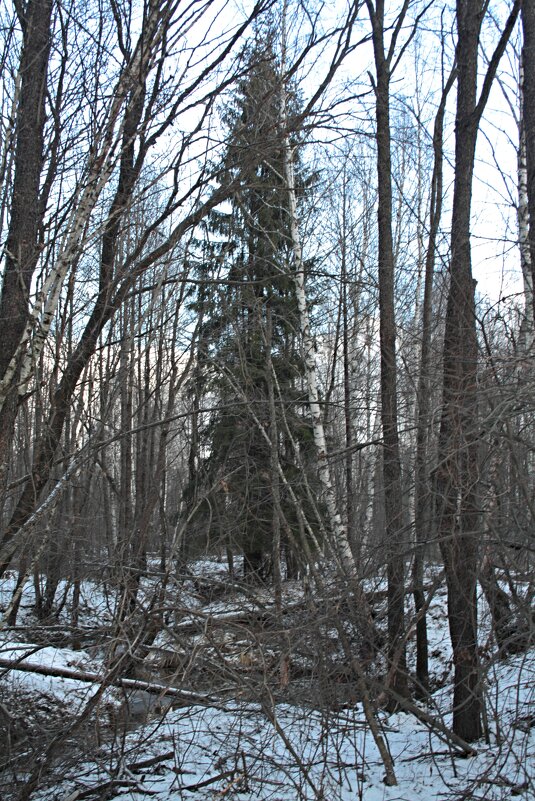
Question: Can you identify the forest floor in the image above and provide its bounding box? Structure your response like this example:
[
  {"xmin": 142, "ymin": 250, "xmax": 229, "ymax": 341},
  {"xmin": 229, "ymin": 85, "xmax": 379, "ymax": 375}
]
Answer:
[{"xmin": 0, "ymin": 559, "xmax": 533, "ymax": 800}]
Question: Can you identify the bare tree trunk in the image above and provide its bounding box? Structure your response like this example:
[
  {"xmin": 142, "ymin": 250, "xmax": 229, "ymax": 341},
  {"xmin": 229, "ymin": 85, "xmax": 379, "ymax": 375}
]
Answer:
[
  {"xmin": 279, "ymin": 74, "xmax": 377, "ymax": 654},
  {"xmin": 339, "ymin": 176, "xmax": 358, "ymax": 562},
  {"xmin": 436, "ymin": 0, "xmax": 520, "ymax": 742},
  {"xmin": 517, "ymin": 62, "xmax": 534, "ymax": 352},
  {"xmin": 0, "ymin": 0, "xmax": 53, "ymax": 489},
  {"xmin": 522, "ymin": 0, "xmax": 535, "ymax": 325},
  {"xmin": 283, "ymin": 169, "xmax": 350, "ymax": 567},
  {"xmin": 366, "ymin": 0, "xmax": 408, "ymax": 701},
  {"xmin": 413, "ymin": 65, "xmax": 456, "ymax": 695},
  {"xmin": 116, "ymin": 302, "xmax": 134, "ymax": 619},
  {"xmin": 284, "ymin": 153, "xmax": 355, "ymax": 574},
  {"xmin": 266, "ymin": 306, "xmax": 282, "ymax": 616}
]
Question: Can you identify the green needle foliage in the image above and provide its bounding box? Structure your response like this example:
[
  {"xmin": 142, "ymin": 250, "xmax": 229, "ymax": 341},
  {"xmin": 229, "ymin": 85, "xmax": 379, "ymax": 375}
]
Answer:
[{"xmin": 182, "ymin": 33, "xmax": 321, "ymax": 580}]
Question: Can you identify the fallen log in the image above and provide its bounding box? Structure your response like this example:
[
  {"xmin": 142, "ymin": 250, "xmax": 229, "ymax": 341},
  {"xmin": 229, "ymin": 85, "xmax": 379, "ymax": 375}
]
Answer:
[{"xmin": 0, "ymin": 657, "xmax": 215, "ymax": 705}]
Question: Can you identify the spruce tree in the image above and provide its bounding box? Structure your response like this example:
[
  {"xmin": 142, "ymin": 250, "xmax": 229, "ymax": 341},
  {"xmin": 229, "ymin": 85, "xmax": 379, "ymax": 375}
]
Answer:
[{"xmin": 185, "ymin": 36, "xmax": 317, "ymax": 580}]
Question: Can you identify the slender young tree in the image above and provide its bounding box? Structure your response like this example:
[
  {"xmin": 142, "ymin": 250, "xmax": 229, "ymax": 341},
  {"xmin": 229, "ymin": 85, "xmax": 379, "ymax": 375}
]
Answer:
[
  {"xmin": 365, "ymin": 0, "xmax": 416, "ymax": 701},
  {"xmin": 413, "ymin": 62, "xmax": 456, "ymax": 694},
  {"xmin": 517, "ymin": 60, "xmax": 534, "ymax": 349}
]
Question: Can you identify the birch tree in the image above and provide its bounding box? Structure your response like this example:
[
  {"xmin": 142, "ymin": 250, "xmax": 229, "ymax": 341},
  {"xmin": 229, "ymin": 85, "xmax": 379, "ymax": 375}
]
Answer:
[
  {"xmin": 523, "ymin": 0, "xmax": 535, "ymax": 321},
  {"xmin": 0, "ymin": 0, "xmax": 274, "ymax": 578},
  {"xmin": 277, "ymin": 3, "xmax": 379, "ymax": 655}
]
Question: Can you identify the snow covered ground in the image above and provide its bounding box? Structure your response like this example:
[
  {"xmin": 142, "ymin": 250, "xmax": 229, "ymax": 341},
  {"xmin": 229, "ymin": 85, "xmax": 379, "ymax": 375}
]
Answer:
[
  {"xmin": 0, "ymin": 564, "xmax": 533, "ymax": 800},
  {"xmin": 14, "ymin": 651, "xmax": 531, "ymax": 801}
]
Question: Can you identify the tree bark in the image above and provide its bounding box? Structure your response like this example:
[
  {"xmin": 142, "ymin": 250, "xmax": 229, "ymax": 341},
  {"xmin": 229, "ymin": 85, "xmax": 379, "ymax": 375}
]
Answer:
[
  {"xmin": 413, "ymin": 65, "xmax": 456, "ymax": 695},
  {"xmin": 436, "ymin": 0, "xmax": 520, "ymax": 741},
  {"xmin": 436, "ymin": 0, "xmax": 483, "ymax": 743},
  {"xmin": 0, "ymin": 0, "xmax": 53, "ymax": 488},
  {"xmin": 522, "ymin": 0, "xmax": 535, "ymax": 325},
  {"xmin": 366, "ymin": 0, "xmax": 408, "ymax": 701},
  {"xmin": 517, "ymin": 61, "xmax": 534, "ymax": 351}
]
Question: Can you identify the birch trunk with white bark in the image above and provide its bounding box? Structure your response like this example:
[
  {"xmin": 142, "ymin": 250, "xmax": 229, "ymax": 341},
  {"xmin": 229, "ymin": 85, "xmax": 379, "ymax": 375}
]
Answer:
[
  {"xmin": 278, "ymin": 57, "xmax": 376, "ymax": 651},
  {"xmin": 518, "ymin": 64, "xmax": 534, "ymax": 353},
  {"xmin": 283, "ymin": 145, "xmax": 356, "ymax": 576}
]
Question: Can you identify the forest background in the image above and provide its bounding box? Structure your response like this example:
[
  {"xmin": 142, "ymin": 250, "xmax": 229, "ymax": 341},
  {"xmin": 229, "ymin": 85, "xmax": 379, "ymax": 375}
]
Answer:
[{"xmin": 0, "ymin": 0, "xmax": 534, "ymax": 796}]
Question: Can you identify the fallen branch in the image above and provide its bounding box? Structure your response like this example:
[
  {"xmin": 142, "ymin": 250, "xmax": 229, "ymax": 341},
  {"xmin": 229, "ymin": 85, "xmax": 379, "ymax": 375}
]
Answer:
[
  {"xmin": 0, "ymin": 657, "xmax": 216, "ymax": 705},
  {"xmin": 58, "ymin": 753, "xmax": 178, "ymax": 801},
  {"xmin": 180, "ymin": 769, "xmax": 236, "ymax": 791},
  {"xmin": 170, "ymin": 582, "xmax": 440, "ymax": 635},
  {"xmin": 380, "ymin": 683, "xmax": 478, "ymax": 756},
  {"xmin": 61, "ymin": 778, "xmax": 158, "ymax": 801},
  {"xmin": 127, "ymin": 751, "xmax": 176, "ymax": 772}
]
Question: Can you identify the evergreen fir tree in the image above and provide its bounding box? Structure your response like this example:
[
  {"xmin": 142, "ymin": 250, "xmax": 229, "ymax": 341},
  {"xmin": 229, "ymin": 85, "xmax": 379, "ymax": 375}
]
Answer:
[{"xmin": 184, "ymin": 35, "xmax": 318, "ymax": 580}]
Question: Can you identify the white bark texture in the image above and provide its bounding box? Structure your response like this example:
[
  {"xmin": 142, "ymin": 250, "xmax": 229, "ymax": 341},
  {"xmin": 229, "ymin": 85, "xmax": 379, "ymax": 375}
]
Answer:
[
  {"xmin": 276, "ymin": 53, "xmax": 359, "ymax": 579},
  {"xmin": 518, "ymin": 65, "xmax": 534, "ymax": 351},
  {"xmin": 0, "ymin": 1, "xmax": 166, "ymax": 411},
  {"xmin": 282, "ymin": 139, "xmax": 356, "ymax": 576}
]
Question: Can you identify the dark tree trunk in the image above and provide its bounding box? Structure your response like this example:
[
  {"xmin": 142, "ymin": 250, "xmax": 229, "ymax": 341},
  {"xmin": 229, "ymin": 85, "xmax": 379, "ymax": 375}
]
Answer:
[
  {"xmin": 116, "ymin": 306, "xmax": 134, "ymax": 616},
  {"xmin": 243, "ymin": 548, "xmax": 265, "ymax": 580},
  {"xmin": 436, "ymin": 0, "xmax": 483, "ymax": 743},
  {"xmin": 266, "ymin": 306, "xmax": 283, "ymax": 615},
  {"xmin": 0, "ymin": 0, "xmax": 53, "ymax": 487},
  {"xmin": 367, "ymin": 0, "xmax": 408, "ymax": 701},
  {"xmin": 479, "ymin": 547, "xmax": 515, "ymax": 653},
  {"xmin": 436, "ymin": 0, "xmax": 520, "ymax": 741},
  {"xmin": 341, "ymin": 215, "xmax": 356, "ymax": 561},
  {"xmin": 413, "ymin": 66, "xmax": 456, "ymax": 696}
]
